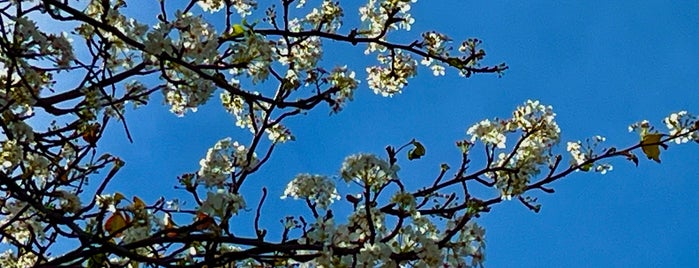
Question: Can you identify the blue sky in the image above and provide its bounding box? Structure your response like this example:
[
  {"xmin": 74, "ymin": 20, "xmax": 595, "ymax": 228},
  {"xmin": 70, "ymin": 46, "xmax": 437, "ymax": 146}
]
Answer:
[{"xmin": 82, "ymin": 1, "xmax": 699, "ymax": 267}]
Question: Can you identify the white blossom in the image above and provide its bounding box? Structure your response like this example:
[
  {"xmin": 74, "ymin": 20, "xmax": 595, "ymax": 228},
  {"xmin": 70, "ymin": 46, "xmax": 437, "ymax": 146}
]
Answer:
[
  {"xmin": 198, "ymin": 189, "xmax": 246, "ymax": 218},
  {"xmin": 282, "ymin": 174, "xmax": 340, "ymax": 209},
  {"xmin": 57, "ymin": 190, "xmax": 82, "ymax": 214},
  {"xmin": 197, "ymin": 138, "xmax": 258, "ymax": 187},
  {"xmin": 340, "ymin": 154, "xmax": 398, "ymax": 190}
]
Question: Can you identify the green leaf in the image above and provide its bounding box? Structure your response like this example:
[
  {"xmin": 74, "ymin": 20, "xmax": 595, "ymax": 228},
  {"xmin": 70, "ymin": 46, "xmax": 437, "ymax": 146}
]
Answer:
[
  {"xmin": 641, "ymin": 133, "xmax": 666, "ymax": 163},
  {"xmin": 87, "ymin": 253, "xmax": 107, "ymax": 268},
  {"xmin": 440, "ymin": 163, "xmax": 450, "ymax": 171},
  {"xmin": 225, "ymin": 24, "xmax": 246, "ymax": 39},
  {"xmin": 579, "ymin": 163, "xmax": 593, "ymax": 172},
  {"xmin": 408, "ymin": 140, "xmax": 425, "ymax": 160}
]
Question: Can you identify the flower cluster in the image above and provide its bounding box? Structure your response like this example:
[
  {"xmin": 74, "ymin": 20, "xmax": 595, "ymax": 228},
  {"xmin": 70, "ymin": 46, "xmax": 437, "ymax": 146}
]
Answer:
[
  {"xmin": 0, "ymin": 140, "xmax": 23, "ymax": 174},
  {"xmin": 0, "ymin": 201, "xmax": 44, "ymax": 245},
  {"xmin": 468, "ymin": 100, "xmax": 561, "ymax": 199},
  {"xmin": 443, "ymin": 220, "xmax": 487, "ymax": 267},
  {"xmin": 57, "ymin": 190, "xmax": 82, "ymax": 214},
  {"xmin": 0, "ymin": 249, "xmax": 37, "ymax": 268},
  {"xmin": 220, "ymin": 92, "xmax": 294, "ymax": 142},
  {"xmin": 304, "ymin": 0, "xmax": 344, "ymax": 33},
  {"xmin": 340, "ymin": 154, "xmax": 399, "ymax": 190},
  {"xmin": 232, "ymin": 0, "xmax": 258, "ymax": 17},
  {"xmin": 199, "ymin": 189, "xmax": 246, "ymax": 218},
  {"xmin": 567, "ymin": 135, "xmax": 613, "ymax": 174},
  {"xmin": 78, "ymin": 0, "xmax": 148, "ymax": 70},
  {"xmin": 197, "ymin": 0, "xmax": 257, "ymax": 16},
  {"xmin": 357, "ymin": 242, "xmax": 394, "ymax": 266},
  {"xmin": 291, "ymin": 203, "xmax": 487, "ymax": 267},
  {"xmin": 197, "ymin": 138, "xmax": 258, "ymax": 187},
  {"xmin": 359, "ymin": 0, "xmax": 416, "ymax": 49},
  {"xmin": 228, "ymin": 33, "xmax": 274, "ymax": 84},
  {"xmin": 151, "ymin": 11, "xmax": 220, "ymax": 116},
  {"xmin": 13, "ymin": 17, "xmax": 75, "ymax": 68},
  {"xmin": 197, "ymin": 0, "xmax": 224, "ymax": 13},
  {"xmin": 467, "ymin": 119, "xmax": 507, "ymax": 149},
  {"xmin": 282, "ymin": 174, "xmax": 340, "ymax": 209},
  {"xmin": 663, "ymin": 111, "xmax": 699, "ymax": 144},
  {"xmin": 327, "ymin": 66, "xmax": 360, "ymax": 111},
  {"xmin": 420, "ymin": 31, "xmax": 452, "ymax": 76},
  {"xmin": 277, "ymin": 35, "xmax": 322, "ymax": 73},
  {"xmin": 366, "ymin": 50, "xmax": 418, "ymax": 96}
]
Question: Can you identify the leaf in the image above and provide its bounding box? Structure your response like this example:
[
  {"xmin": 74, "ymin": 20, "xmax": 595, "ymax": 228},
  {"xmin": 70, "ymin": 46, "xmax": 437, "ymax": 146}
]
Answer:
[
  {"xmin": 641, "ymin": 133, "xmax": 666, "ymax": 163},
  {"xmin": 195, "ymin": 212, "xmax": 215, "ymax": 230},
  {"xmin": 579, "ymin": 163, "xmax": 593, "ymax": 172},
  {"xmin": 226, "ymin": 24, "xmax": 246, "ymax": 38},
  {"xmin": 622, "ymin": 151, "xmax": 639, "ymax": 166},
  {"xmin": 81, "ymin": 123, "xmax": 100, "ymax": 145},
  {"xmin": 104, "ymin": 212, "xmax": 128, "ymax": 237},
  {"xmin": 114, "ymin": 192, "xmax": 126, "ymax": 205},
  {"xmin": 440, "ymin": 163, "xmax": 450, "ymax": 171},
  {"xmin": 132, "ymin": 196, "xmax": 146, "ymax": 210},
  {"xmin": 163, "ymin": 213, "xmax": 179, "ymax": 238},
  {"xmin": 408, "ymin": 140, "xmax": 426, "ymax": 160},
  {"xmin": 87, "ymin": 253, "xmax": 108, "ymax": 268}
]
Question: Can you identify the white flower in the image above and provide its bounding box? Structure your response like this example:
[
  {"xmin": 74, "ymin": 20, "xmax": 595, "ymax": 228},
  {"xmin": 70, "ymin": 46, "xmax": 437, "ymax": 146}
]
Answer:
[
  {"xmin": 122, "ymin": 225, "xmax": 150, "ymax": 244},
  {"xmin": 663, "ymin": 111, "xmax": 696, "ymax": 144},
  {"xmin": 0, "ymin": 140, "xmax": 22, "ymax": 173},
  {"xmin": 231, "ymin": 0, "xmax": 257, "ymax": 17},
  {"xmin": 358, "ymin": 242, "xmax": 393, "ymax": 266},
  {"xmin": 57, "ymin": 190, "xmax": 82, "ymax": 214},
  {"xmin": 197, "ymin": 0, "xmax": 224, "ymax": 13},
  {"xmin": 390, "ymin": 191, "xmax": 417, "ymax": 213},
  {"xmin": 199, "ymin": 189, "xmax": 246, "ymax": 218},
  {"xmin": 282, "ymin": 174, "xmax": 340, "ymax": 209},
  {"xmin": 467, "ymin": 119, "xmax": 507, "ymax": 148},
  {"xmin": 0, "ymin": 249, "xmax": 37, "ymax": 268},
  {"xmin": 366, "ymin": 51, "xmax": 418, "ymax": 97},
  {"xmin": 567, "ymin": 141, "xmax": 586, "ymax": 166},
  {"xmin": 197, "ymin": 138, "xmax": 258, "ymax": 187},
  {"xmin": 340, "ymin": 154, "xmax": 398, "ymax": 190}
]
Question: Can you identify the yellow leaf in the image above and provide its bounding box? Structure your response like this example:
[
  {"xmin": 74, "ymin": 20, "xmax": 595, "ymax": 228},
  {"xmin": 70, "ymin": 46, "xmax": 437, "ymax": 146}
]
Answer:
[
  {"xmin": 163, "ymin": 213, "xmax": 179, "ymax": 238},
  {"xmin": 105, "ymin": 212, "xmax": 128, "ymax": 237},
  {"xmin": 641, "ymin": 133, "xmax": 664, "ymax": 163},
  {"xmin": 579, "ymin": 162, "xmax": 593, "ymax": 171},
  {"xmin": 195, "ymin": 212, "xmax": 215, "ymax": 230},
  {"xmin": 114, "ymin": 192, "xmax": 126, "ymax": 205},
  {"xmin": 226, "ymin": 24, "xmax": 245, "ymax": 38},
  {"xmin": 81, "ymin": 123, "xmax": 100, "ymax": 145},
  {"xmin": 132, "ymin": 196, "xmax": 146, "ymax": 210}
]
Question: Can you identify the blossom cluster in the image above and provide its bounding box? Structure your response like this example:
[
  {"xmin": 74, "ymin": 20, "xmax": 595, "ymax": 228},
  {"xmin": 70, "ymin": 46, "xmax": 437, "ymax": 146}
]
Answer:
[
  {"xmin": 662, "ymin": 111, "xmax": 699, "ymax": 144},
  {"xmin": 276, "ymin": 150, "xmax": 487, "ymax": 266},
  {"xmin": 420, "ymin": 32, "xmax": 452, "ymax": 76},
  {"xmin": 304, "ymin": 0, "xmax": 344, "ymax": 33},
  {"xmin": 340, "ymin": 153, "xmax": 399, "ymax": 190},
  {"xmin": 220, "ymin": 91, "xmax": 294, "ymax": 142},
  {"xmin": 359, "ymin": 0, "xmax": 416, "ymax": 52},
  {"xmin": 228, "ymin": 33, "xmax": 274, "ymax": 84},
  {"xmin": 197, "ymin": 138, "xmax": 259, "ymax": 187},
  {"xmin": 366, "ymin": 50, "xmax": 418, "ymax": 96},
  {"xmin": 468, "ymin": 100, "xmax": 561, "ymax": 199},
  {"xmin": 199, "ymin": 189, "xmax": 246, "ymax": 218},
  {"xmin": 326, "ymin": 66, "xmax": 361, "ymax": 111},
  {"xmin": 289, "ymin": 203, "xmax": 487, "ymax": 267},
  {"xmin": 566, "ymin": 135, "xmax": 613, "ymax": 174},
  {"xmin": 0, "ymin": 249, "xmax": 37, "ymax": 268},
  {"xmin": 282, "ymin": 173, "xmax": 340, "ymax": 209}
]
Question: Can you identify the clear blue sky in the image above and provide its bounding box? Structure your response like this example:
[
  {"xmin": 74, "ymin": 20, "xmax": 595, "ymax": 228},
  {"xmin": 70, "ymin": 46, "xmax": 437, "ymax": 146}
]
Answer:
[{"xmin": 86, "ymin": 1, "xmax": 699, "ymax": 267}]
